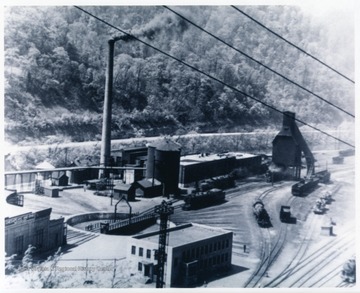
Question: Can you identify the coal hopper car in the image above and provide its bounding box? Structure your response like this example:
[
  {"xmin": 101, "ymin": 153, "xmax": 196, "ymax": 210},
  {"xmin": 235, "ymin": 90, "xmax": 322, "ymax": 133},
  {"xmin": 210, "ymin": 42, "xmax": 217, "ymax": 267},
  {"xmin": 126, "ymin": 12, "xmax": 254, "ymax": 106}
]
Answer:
[
  {"xmin": 182, "ymin": 188, "xmax": 225, "ymax": 210},
  {"xmin": 291, "ymin": 177, "xmax": 319, "ymax": 196},
  {"xmin": 253, "ymin": 199, "xmax": 271, "ymax": 227}
]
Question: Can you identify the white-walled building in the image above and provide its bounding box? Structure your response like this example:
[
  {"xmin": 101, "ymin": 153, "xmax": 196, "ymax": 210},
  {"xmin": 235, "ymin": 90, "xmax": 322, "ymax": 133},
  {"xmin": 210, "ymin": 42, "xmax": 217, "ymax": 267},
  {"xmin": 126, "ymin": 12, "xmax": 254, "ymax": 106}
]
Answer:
[{"xmin": 127, "ymin": 223, "xmax": 233, "ymax": 287}]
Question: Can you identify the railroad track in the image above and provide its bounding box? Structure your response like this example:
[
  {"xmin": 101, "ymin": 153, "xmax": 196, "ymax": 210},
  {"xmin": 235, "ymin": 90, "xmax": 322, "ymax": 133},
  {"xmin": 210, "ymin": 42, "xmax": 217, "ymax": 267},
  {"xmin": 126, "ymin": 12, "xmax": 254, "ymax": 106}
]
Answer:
[
  {"xmin": 264, "ymin": 183, "xmax": 354, "ymax": 288},
  {"xmin": 243, "ymin": 184, "xmax": 290, "ymax": 288}
]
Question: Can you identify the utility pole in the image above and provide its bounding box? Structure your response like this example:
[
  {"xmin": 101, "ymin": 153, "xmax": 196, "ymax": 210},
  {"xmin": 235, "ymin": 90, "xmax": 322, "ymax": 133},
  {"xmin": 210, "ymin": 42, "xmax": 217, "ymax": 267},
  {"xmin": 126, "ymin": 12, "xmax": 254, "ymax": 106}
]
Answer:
[{"xmin": 154, "ymin": 200, "xmax": 174, "ymax": 288}]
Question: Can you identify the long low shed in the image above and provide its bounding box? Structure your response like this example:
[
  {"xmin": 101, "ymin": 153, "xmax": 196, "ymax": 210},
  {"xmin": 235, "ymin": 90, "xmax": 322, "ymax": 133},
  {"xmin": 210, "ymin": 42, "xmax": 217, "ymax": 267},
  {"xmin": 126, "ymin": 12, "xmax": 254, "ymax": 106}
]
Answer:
[{"xmin": 179, "ymin": 153, "xmax": 261, "ymax": 186}]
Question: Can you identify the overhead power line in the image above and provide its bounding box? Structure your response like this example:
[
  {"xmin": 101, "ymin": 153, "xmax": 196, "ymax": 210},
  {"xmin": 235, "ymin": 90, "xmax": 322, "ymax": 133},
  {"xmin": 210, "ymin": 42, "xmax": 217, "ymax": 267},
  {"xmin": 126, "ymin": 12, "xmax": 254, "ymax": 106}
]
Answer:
[
  {"xmin": 74, "ymin": 6, "xmax": 354, "ymax": 149},
  {"xmin": 163, "ymin": 6, "xmax": 355, "ymax": 119},
  {"xmin": 231, "ymin": 5, "xmax": 355, "ymax": 84}
]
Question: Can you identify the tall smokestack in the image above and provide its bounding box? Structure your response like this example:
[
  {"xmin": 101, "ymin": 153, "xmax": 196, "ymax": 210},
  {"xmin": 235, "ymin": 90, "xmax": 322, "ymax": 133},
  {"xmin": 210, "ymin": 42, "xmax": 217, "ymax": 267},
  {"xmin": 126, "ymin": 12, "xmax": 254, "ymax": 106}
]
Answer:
[{"xmin": 99, "ymin": 39, "xmax": 116, "ymax": 178}]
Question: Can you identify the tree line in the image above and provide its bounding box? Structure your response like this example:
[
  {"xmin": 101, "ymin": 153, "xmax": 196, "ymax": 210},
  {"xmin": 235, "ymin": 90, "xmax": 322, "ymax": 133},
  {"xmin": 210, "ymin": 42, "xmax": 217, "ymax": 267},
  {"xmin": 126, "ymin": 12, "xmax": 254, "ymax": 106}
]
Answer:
[{"xmin": 4, "ymin": 6, "xmax": 354, "ymax": 145}]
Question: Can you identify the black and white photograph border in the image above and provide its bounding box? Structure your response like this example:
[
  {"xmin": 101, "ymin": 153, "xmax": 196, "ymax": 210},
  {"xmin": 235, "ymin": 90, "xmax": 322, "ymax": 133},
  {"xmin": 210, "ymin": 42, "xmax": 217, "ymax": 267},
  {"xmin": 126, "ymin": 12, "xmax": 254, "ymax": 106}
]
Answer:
[{"xmin": 1, "ymin": 0, "xmax": 359, "ymax": 292}]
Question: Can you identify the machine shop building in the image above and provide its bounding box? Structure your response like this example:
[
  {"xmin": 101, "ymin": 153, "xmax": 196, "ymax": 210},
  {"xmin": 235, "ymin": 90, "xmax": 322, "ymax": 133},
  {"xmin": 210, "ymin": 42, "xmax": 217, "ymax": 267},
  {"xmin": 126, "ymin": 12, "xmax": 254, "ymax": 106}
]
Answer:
[
  {"xmin": 5, "ymin": 205, "xmax": 66, "ymax": 258},
  {"xmin": 127, "ymin": 223, "xmax": 233, "ymax": 287},
  {"xmin": 179, "ymin": 152, "xmax": 261, "ymax": 186}
]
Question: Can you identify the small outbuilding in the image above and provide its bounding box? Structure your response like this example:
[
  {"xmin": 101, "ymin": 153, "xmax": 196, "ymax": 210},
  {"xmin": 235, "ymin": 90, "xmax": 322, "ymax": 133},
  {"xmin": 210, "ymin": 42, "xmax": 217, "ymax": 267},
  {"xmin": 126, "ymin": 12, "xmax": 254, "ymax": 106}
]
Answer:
[
  {"xmin": 113, "ymin": 183, "xmax": 136, "ymax": 201},
  {"xmin": 51, "ymin": 173, "xmax": 69, "ymax": 187},
  {"xmin": 135, "ymin": 178, "xmax": 163, "ymax": 198}
]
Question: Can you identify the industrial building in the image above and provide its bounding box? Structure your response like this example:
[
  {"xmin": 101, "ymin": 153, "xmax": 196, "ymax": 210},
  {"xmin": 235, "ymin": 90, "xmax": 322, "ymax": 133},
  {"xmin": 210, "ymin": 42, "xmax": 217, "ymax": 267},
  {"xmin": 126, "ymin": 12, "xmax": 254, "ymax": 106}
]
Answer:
[
  {"xmin": 179, "ymin": 152, "xmax": 262, "ymax": 187},
  {"xmin": 127, "ymin": 223, "xmax": 233, "ymax": 287},
  {"xmin": 272, "ymin": 111, "xmax": 315, "ymax": 179},
  {"xmin": 5, "ymin": 204, "xmax": 66, "ymax": 258}
]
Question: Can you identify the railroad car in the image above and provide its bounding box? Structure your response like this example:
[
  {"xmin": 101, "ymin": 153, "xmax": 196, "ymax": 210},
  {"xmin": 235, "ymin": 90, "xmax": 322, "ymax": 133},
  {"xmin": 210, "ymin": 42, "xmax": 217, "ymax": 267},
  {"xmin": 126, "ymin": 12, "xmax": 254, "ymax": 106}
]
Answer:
[
  {"xmin": 341, "ymin": 257, "xmax": 356, "ymax": 283},
  {"xmin": 182, "ymin": 188, "xmax": 225, "ymax": 210},
  {"xmin": 253, "ymin": 200, "xmax": 271, "ymax": 227},
  {"xmin": 200, "ymin": 175, "xmax": 235, "ymax": 191},
  {"xmin": 339, "ymin": 149, "xmax": 355, "ymax": 157},
  {"xmin": 291, "ymin": 177, "xmax": 319, "ymax": 196},
  {"xmin": 332, "ymin": 156, "xmax": 344, "ymax": 164},
  {"xmin": 314, "ymin": 170, "xmax": 331, "ymax": 183},
  {"xmin": 279, "ymin": 205, "xmax": 291, "ymax": 222}
]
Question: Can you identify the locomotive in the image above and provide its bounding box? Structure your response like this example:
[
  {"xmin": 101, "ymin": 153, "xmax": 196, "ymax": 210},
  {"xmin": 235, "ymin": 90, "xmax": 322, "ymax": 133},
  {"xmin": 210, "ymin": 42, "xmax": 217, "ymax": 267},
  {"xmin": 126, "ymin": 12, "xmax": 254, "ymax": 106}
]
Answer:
[
  {"xmin": 291, "ymin": 177, "xmax": 319, "ymax": 196},
  {"xmin": 182, "ymin": 188, "xmax": 225, "ymax": 210},
  {"xmin": 253, "ymin": 199, "xmax": 271, "ymax": 227}
]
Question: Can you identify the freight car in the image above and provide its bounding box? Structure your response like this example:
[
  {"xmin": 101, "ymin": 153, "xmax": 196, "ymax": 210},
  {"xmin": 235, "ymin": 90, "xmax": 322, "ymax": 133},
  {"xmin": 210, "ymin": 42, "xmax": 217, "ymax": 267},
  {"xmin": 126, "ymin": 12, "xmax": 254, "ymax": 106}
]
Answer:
[
  {"xmin": 339, "ymin": 149, "xmax": 355, "ymax": 157},
  {"xmin": 291, "ymin": 177, "xmax": 319, "ymax": 196},
  {"xmin": 341, "ymin": 257, "xmax": 356, "ymax": 283},
  {"xmin": 182, "ymin": 188, "xmax": 225, "ymax": 210},
  {"xmin": 314, "ymin": 170, "xmax": 331, "ymax": 183},
  {"xmin": 280, "ymin": 205, "xmax": 291, "ymax": 222},
  {"xmin": 253, "ymin": 200, "xmax": 271, "ymax": 227},
  {"xmin": 332, "ymin": 156, "xmax": 344, "ymax": 164},
  {"xmin": 200, "ymin": 174, "xmax": 235, "ymax": 191}
]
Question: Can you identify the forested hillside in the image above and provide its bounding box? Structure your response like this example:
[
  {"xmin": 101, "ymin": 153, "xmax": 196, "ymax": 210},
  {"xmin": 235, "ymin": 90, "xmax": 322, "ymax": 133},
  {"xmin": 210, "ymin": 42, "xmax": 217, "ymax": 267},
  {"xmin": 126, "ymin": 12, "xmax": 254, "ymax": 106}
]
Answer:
[{"xmin": 4, "ymin": 6, "xmax": 354, "ymax": 145}]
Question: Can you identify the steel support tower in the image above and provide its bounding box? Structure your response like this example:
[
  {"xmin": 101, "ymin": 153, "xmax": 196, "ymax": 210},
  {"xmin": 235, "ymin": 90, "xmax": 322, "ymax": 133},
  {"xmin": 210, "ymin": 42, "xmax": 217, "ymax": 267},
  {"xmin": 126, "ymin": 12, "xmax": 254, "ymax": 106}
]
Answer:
[{"xmin": 154, "ymin": 200, "xmax": 174, "ymax": 288}]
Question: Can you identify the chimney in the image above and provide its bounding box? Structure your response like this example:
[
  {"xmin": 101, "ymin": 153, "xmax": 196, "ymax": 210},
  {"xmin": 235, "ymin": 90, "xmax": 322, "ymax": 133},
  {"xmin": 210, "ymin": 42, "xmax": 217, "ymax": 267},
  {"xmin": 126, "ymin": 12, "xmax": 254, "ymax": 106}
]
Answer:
[{"xmin": 99, "ymin": 39, "xmax": 116, "ymax": 178}]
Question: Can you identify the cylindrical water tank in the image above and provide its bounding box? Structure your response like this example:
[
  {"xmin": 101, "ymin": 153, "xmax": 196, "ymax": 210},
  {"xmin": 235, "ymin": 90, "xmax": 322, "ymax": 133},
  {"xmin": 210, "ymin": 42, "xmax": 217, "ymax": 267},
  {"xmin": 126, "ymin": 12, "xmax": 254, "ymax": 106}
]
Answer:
[{"xmin": 146, "ymin": 139, "xmax": 181, "ymax": 196}]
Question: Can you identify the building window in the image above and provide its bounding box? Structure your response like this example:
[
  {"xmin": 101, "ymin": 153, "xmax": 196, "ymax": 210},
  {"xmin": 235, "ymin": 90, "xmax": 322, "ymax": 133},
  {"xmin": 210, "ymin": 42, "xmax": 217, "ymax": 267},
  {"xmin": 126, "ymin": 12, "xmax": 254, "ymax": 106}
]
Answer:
[
  {"xmin": 154, "ymin": 250, "xmax": 158, "ymax": 260},
  {"xmin": 222, "ymin": 240, "xmax": 225, "ymax": 249},
  {"xmin": 131, "ymin": 246, "xmax": 136, "ymax": 255},
  {"xmin": 226, "ymin": 239, "xmax": 229, "ymax": 248},
  {"xmin": 138, "ymin": 262, "xmax": 142, "ymax": 271},
  {"xmin": 146, "ymin": 249, "xmax": 151, "ymax": 258},
  {"xmin": 205, "ymin": 245, "xmax": 208, "ymax": 254},
  {"xmin": 217, "ymin": 255, "xmax": 220, "ymax": 264},
  {"xmin": 196, "ymin": 247, "xmax": 199, "ymax": 258},
  {"xmin": 225, "ymin": 253, "xmax": 228, "ymax": 262},
  {"xmin": 191, "ymin": 248, "xmax": 195, "ymax": 258},
  {"xmin": 210, "ymin": 243, "xmax": 213, "ymax": 252},
  {"xmin": 221, "ymin": 254, "xmax": 224, "ymax": 263},
  {"xmin": 201, "ymin": 246, "xmax": 204, "ymax": 255},
  {"xmin": 139, "ymin": 247, "xmax": 143, "ymax": 257},
  {"xmin": 15, "ymin": 235, "xmax": 24, "ymax": 255},
  {"xmin": 35, "ymin": 229, "xmax": 44, "ymax": 249}
]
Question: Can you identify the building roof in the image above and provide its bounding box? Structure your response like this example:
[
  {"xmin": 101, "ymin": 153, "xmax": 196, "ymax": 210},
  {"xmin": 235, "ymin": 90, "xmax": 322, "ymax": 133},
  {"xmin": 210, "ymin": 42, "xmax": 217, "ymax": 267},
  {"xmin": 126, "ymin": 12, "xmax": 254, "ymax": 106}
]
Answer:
[
  {"xmin": 136, "ymin": 178, "xmax": 162, "ymax": 189},
  {"xmin": 114, "ymin": 183, "xmax": 133, "ymax": 192},
  {"xmin": 4, "ymin": 202, "xmax": 54, "ymax": 220},
  {"xmin": 180, "ymin": 152, "xmax": 258, "ymax": 166},
  {"xmin": 133, "ymin": 223, "xmax": 231, "ymax": 248}
]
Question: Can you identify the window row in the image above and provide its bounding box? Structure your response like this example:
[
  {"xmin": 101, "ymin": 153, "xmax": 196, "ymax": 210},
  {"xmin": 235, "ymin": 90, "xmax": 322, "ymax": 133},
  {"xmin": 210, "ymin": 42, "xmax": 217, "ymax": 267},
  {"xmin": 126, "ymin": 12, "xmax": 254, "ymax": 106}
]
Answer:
[
  {"xmin": 198, "ymin": 252, "xmax": 229, "ymax": 270},
  {"xmin": 131, "ymin": 245, "xmax": 157, "ymax": 260},
  {"xmin": 181, "ymin": 238, "xmax": 230, "ymax": 262}
]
